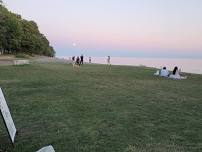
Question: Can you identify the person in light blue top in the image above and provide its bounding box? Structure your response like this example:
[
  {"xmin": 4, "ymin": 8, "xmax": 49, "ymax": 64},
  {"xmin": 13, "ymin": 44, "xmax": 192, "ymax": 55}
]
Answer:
[{"xmin": 160, "ymin": 67, "xmax": 169, "ymax": 77}]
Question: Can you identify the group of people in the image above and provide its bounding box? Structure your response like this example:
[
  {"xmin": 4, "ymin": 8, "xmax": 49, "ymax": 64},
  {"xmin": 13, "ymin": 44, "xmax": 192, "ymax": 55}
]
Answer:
[
  {"xmin": 71, "ymin": 55, "xmax": 111, "ymax": 66},
  {"xmin": 71, "ymin": 55, "xmax": 93, "ymax": 66},
  {"xmin": 154, "ymin": 66, "xmax": 187, "ymax": 79},
  {"xmin": 72, "ymin": 55, "xmax": 84, "ymax": 66}
]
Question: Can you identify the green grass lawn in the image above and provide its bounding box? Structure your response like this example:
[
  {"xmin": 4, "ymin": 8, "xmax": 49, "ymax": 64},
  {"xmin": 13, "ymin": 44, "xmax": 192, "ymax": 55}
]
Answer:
[{"xmin": 0, "ymin": 63, "xmax": 202, "ymax": 152}]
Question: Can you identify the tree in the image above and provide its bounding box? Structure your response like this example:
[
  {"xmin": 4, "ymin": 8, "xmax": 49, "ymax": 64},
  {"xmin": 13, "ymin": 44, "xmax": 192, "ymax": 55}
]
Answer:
[
  {"xmin": 0, "ymin": 4, "xmax": 55, "ymax": 56},
  {"xmin": 0, "ymin": 4, "xmax": 7, "ymax": 53},
  {"xmin": 4, "ymin": 14, "xmax": 22, "ymax": 53}
]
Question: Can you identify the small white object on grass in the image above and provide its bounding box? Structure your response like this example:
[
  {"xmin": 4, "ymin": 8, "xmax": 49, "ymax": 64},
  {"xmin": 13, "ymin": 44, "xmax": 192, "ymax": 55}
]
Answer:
[
  {"xmin": 154, "ymin": 70, "xmax": 160, "ymax": 76},
  {"xmin": 36, "ymin": 145, "xmax": 55, "ymax": 152}
]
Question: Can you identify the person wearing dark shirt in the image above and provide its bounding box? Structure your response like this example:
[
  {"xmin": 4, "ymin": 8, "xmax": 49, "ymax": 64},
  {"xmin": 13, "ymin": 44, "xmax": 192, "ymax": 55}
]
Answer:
[
  {"xmin": 76, "ymin": 56, "xmax": 80, "ymax": 65},
  {"xmin": 72, "ymin": 56, "xmax": 75, "ymax": 62},
  {"xmin": 80, "ymin": 54, "xmax": 84, "ymax": 65}
]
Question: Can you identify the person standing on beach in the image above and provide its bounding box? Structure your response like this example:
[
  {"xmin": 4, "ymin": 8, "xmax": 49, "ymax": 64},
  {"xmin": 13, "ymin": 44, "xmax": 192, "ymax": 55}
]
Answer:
[
  {"xmin": 80, "ymin": 54, "xmax": 84, "ymax": 65},
  {"xmin": 76, "ymin": 56, "xmax": 80, "ymax": 65},
  {"xmin": 107, "ymin": 56, "xmax": 111, "ymax": 66},
  {"xmin": 72, "ymin": 56, "xmax": 75, "ymax": 62}
]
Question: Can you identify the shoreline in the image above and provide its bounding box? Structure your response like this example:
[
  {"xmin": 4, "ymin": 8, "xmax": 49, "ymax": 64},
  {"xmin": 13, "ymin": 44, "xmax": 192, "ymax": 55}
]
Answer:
[
  {"xmin": 58, "ymin": 56, "xmax": 202, "ymax": 75},
  {"xmin": 1, "ymin": 55, "xmax": 201, "ymax": 75}
]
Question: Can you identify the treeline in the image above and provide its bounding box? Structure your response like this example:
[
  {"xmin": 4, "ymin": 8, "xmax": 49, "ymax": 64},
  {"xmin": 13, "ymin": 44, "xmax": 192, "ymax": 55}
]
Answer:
[{"xmin": 0, "ymin": 2, "xmax": 55, "ymax": 57}]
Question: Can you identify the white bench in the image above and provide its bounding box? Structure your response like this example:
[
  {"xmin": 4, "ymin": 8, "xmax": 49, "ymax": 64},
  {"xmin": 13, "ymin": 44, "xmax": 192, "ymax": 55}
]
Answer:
[{"xmin": 13, "ymin": 60, "xmax": 30, "ymax": 65}]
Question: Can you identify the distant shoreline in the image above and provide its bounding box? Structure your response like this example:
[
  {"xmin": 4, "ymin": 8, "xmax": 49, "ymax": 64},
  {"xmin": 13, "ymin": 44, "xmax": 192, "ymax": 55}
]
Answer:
[
  {"xmin": 58, "ymin": 56, "xmax": 202, "ymax": 75},
  {"xmin": 1, "ymin": 55, "xmax": 201, "ymax": 75}
]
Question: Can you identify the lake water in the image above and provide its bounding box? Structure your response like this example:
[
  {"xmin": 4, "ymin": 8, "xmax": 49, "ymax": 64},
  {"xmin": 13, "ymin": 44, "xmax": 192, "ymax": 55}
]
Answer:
[{"xmin": 60, "ymin": 56, "xmax": 202, "ymax": 74}]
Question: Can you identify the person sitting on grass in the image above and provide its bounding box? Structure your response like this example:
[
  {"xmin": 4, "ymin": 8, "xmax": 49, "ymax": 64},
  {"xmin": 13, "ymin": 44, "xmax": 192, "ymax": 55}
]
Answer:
[
  {"xmin": 160, "ymin": 67, "xmax": 169, "ymax": 77},
  {"xmin": 169, "ymin": 66, "xmax": 187, "ymax": 79}
]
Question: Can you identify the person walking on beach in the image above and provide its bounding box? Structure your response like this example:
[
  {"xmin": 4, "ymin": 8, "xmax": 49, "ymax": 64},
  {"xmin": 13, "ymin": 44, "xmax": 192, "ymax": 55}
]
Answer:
[
  {"xmin": 80, "ymin": 54, "xmax": 84, "ymax": 65},
  {"xmin": 107, "ymin": 56, "xmax": 111, "ymax": 66}
]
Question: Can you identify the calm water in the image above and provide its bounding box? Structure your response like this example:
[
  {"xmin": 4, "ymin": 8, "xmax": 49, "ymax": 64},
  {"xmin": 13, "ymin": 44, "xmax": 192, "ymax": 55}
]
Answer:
[{"xmin": 61, "ymin": 56, "xmax": 202, "ymax": 74}]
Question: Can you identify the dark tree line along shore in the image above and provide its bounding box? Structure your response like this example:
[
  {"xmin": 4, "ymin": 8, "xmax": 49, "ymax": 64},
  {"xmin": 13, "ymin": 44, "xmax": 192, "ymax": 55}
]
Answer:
[{"xmin": 0, "ymin": 1, "xmax": 55, "ymax": 57}]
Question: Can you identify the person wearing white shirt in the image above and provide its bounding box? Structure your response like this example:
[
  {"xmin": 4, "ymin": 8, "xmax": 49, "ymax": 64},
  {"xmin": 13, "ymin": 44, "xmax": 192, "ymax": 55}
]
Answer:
[
  {"xmin": 160, "ymin": 67, "xmax": 169, "ymax": 77},
  {"xmin": 169, "ymin": 66, "xmax": 187, "ymax": 79}
]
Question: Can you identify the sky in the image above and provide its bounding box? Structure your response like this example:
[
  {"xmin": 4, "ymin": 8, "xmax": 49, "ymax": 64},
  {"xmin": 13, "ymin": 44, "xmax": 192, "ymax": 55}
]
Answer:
[{"xmin": 3, "ymin": 0, "xmax": 202, "ymax": 58}]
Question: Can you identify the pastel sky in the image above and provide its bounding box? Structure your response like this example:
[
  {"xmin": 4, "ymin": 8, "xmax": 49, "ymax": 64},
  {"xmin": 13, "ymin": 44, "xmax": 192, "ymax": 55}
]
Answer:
[{"xmin": 3, "ymin": 0, "xmax": 202, "ymax": 58}]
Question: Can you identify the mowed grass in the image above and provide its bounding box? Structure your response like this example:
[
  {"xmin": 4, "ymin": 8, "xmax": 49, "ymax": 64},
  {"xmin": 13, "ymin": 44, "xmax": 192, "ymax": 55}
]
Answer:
[{"xmin": 0, "ymin": 63, "xmax": 202, "ymax": 152}]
